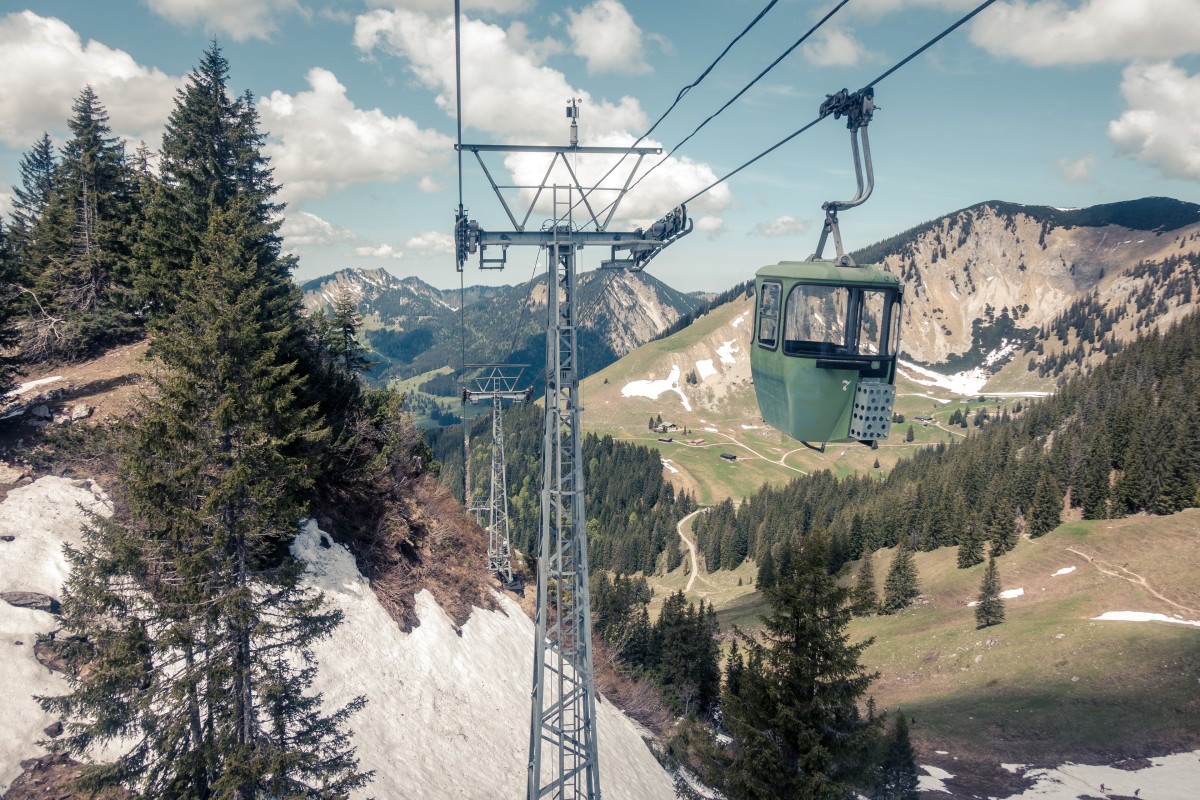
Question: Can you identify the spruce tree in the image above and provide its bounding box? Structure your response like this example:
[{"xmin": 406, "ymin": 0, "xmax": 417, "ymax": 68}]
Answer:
[
  {"xmin": 852, "ymin": 550, "xmax": 878, "ymax": 616},
  {"xmin": 704, "ymin": 537, "xmax": 880, "ymax": 798},
  {"xmin": 871, "ymin": 712, "xmax": 920, "ymax": 800},
  {"xmin": 22, "ymin": 87, "xmax": 139, "ymax": 360},
  {"xmin": 0, "ymin": 219, "xmax": 19, "ymax": 396},
  {"xmin": 8, "ymin": 132, "xmax": 57, "ymax": 254},
  {"xmin": 975, "ymin": 555, "xmax": 1005, "ymax": 628},
  {"xmin": 43, "ymin": 196, "xmax": 370, "ymax": 799},
  {"xmin": 881, "ymin": 540, "xmax": 919, "ymax": 614},
  {"xmin": 1027, "ymin": 462, "xmax": 1062, "ymax": 538},
  {"xmin": 956, "ymin": 517, "xmax": 984, "ymax": 569}
]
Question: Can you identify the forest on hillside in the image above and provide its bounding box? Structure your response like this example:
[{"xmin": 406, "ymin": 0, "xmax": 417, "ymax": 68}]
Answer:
[
  {"xmin": 693, "ymin": 309, "xmax": 1200, "ymax": 578},
  {"xmin": 428, "ymin": 402, "xmax": 696, "ymax": 575}
]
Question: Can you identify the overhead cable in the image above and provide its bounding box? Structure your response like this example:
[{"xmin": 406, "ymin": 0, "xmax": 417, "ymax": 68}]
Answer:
[{"xmin": 678, "ymin": 0, "xmax": 998, "ymax": 208}]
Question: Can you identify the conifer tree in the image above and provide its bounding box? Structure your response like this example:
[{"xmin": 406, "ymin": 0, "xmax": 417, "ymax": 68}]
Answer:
[
  {"xmin": 852, "ymin": 550, "xmax": 878, "ymax": 616},
  {"xmin": 0, "ymin": 219, "xmax": 19, "ymax": 396},
  {"xmin": 871, "ymin": 713, "xmax": 920, "ymax": 800},
  {"xmin": 956, "ymin": 517, "xmax": 984, "ymax": 569},
  {"xmin": 325, "ymin": 289, "xmax": 374, "ymax": 374},
  {"xmin": 8, "ymin": 132, "xmax": 57, "ymax": 254},
  {"xmin": 44, "ymin": 196, "xmax": 370, "ymax": 799},
  {"xmin": 1027, "ymin": 462, "xmax": 1062, "ymax": 537},
  {"xmin": 881, "ymin": 540, "xmax": 919, "ymax": 614},
  {"xmin": 985, "ymin": 493, "xmax": 1018, "ymax": 556},
  {"xmin": 22, "ymin": 87, "xmax": 139, "ymax": 360},
  {"xmin": 704, "ymin": 537, "xmax": 880, "ymax": 798},
  {"xmin": 975, "ymin": 555, "xmax": 1005, "ymax": 628}
]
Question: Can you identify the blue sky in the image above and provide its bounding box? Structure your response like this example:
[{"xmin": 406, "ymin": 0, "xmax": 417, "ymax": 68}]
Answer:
[{"xmin": 1, "ymin": 0, "xmax": 1198, "ymax": 292}]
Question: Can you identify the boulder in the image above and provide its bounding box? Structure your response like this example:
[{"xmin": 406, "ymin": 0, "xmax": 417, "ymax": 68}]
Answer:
[{"xmin": 0, "ymin": 591, "xmax": 61, "ymax": 614}]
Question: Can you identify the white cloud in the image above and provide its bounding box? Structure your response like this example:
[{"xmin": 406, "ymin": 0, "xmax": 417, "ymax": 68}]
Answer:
[
  {"xmin": 849, "ymin": 0, "xmax": 978, "ymax": 14},
  {"xmin": 803, "ymin": 27, "xmax": 866, "ymax": 67},
  {"xmin": 1052, "ymin": 155, "xmax": 1097, "ymax": 185},
  {"xmin": 365, "ymin": 0, "xmax": 532, "ymax": 13},
  {"xmin": 0, "ymin": 190, "xmax": 13, "ymax": 219},
  {"xmin": 752, "ymin": 215, "xmax": 813, "ymax": 237},
  {"xmin": 970, "ymin": 0, "xmax": 1200, "ymax": 66},
  {"xmin": 143, "ymin": 0, "xmax": 304, "ymax": 41},
  {"xmin": 567, "ymin": 0, "xmax": 650, "ymax": 75},
  {"xmin": 405, "ymin": 230, "xmax": 455, "ymax": 257},
  {"xmin": 1108, "ymin": 61, "xmax": 1200, "ymax": 181},
  {"xmin": 280, "ymin": 211, "xmax": 359, "ymax": 247},
  {"xmin": 355, "ymin": 244, "xmax": 405, "ymax": 259},
  {"xmin": 258, "ymin": 67, "xmax": 453, "ymax": 202},
  {"xmin": 354, "ymin": 9, "xmax": 730, "ymax": 223},
  {"xmin": 0, "ymin": 11, "xmax": 180, "ymax": 148},
  {"xmin": 418, "ymin": 176, "xmax": 444, "ymax": 193},
  {"xmin": 695, "ymin": 215, "xmax": 725, "ymax": 240}
]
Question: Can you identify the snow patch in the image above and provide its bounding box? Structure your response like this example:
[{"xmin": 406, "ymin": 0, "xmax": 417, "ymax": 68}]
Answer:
[
  {"xmin": 1000, "ymin": 588, "xmax": 1025, "ymax": 600},
  {"xmin": 621, "ymin": 364, "xmax": 692, "ymax": 412},
  {"xmin": 4, "ymin": 376, "xmax": 64, "ymax": 399},
  {"xmin": 703, "ymin": 427, "xmax": 718, "ymax": 433},
  {"xmin": 0, "ymin": 478, "xmax": 112, "ymax": 792},
  {"xmin": 1051, "ymin": 566, "xmax": 1076, "ymax": 577},
  {"xmin": 739, "ymin": 424, "xmax": 759, "ymax": 430},
  {"xmin": 695, "ymin": 359, "xmax": 717, "ymax": 381},
  {"xmin": 730, "ymin": 312, "xmax": 748, "ymax": 328},
  {"xmin": 661, "ymin": 459, "xmax": 679, "ymax": 475},
  {"xmin": 292, "ymin": 523, "xmax": 678, "ymax": 799},
  {"xmin": 897, "ymin": 360, "xmax": 989, "ymax": 397},
  {"xmin": 1092, "ymin": 611, "xmax": 1200, "ymax": 628},
  {"xmin": 919, "ymin": 764, "xmax": 954, "ymax": 794},
  {"xmin": 997, "ymin": 750, "xmax": 1200, "ymax": 799},
  {"xmin": 716, "ymin": 340, "xmax": 739, "ymax": 365}
]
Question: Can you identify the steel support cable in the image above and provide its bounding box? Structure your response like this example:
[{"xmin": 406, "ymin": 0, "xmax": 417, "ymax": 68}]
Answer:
[
  {"xmin": 678, "ymin": 0, "xmax": 998, "ymax": 209},
  {"xmin": 574, "ymin": 0, "xmax": 783, "ymax": 219},
  {"xmin": 596, "ymin": 0, "xmax": 852, "ymax": 220}
]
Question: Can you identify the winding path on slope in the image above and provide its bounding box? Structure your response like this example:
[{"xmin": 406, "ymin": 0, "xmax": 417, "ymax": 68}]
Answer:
[
  {"xmin": 1066, "ymin": 546, "xmax": 1200, "ymax": 616},
  {"xmin": 677, "ymin": 508, "xmax": 708, "ymax": 593}
]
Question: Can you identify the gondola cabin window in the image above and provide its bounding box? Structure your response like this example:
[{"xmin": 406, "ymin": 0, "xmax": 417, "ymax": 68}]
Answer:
[
  {"xmin": 757, "ymin": 280, "xmax": 782, "ymax": 349},
  {"xmin": 781, "ymin": 284, "xmax": 899, "ymax": 358}
]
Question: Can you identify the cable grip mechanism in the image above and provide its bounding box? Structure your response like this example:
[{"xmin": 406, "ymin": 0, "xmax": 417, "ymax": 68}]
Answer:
[{"xmin": 811, "ymin": 87, "xmax": 878, "ymax": 267}]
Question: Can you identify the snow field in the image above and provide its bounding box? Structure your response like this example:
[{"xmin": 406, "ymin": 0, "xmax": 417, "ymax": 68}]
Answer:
[
  {"xmin": 0, "ymin": 477, "xmax": 111, "ymax": 792},
  {"xmin": 621, "ymin": 364, "xmax": 691, "ymax": 411},
  {"xmin": 1092, "ymin": 611, "xmax": 1200, "ymax": 628},
  {"xmin": 293, "ymin": 524, "xmax": 677, "ymax": 799}
]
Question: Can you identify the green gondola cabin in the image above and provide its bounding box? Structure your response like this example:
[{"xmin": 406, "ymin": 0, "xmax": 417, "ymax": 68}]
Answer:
[{"xmin": 751, "ymin": 261, "xmax": 902, "ymax": 447}]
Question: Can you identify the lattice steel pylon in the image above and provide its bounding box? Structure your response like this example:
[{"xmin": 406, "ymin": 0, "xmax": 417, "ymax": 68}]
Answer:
[
  {"xmin": 454, "ymin": 104, "xmax": 692, "ymax": 800},
  {"xmin": 462, "ymin": 365, "xmax": 530, "ymax": 584}
]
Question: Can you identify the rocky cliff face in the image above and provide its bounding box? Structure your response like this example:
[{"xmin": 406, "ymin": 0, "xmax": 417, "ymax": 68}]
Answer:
[{"xmin": 858, "ymin": 199, "xmax": 1200, "ymax": 368}]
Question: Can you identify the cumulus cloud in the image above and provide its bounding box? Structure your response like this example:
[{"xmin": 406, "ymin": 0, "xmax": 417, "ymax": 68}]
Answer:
[
  {"xmin": 0, "ymin": 11, "xmax": 180, "ymax": 148},
  {"xmin": 143, "ymin": 0, "xmax": 304, "ymax": 41},
  {"xmin": 405, "ymin": 230, "xmax": 455, "ymax": 257},
  {"xmin": 355, "ymin": 244, "xmax": 405, "ymax": 259},
  {"xmin": 803, "ymin": 27, "xmax": 865, "ymax": 67},
  {"xmin": 418, "ymin": 176, "xmax": 444, "ymax": 193},
  {"xmin": 695, "ymin": 215, "xmax": 725, "ymax": 239},
  {"xmin": 1108, "ymin": 61, "xmax": 1200, "ymax": 181},
  {"xmin": 365, "ymin": 0, "xmax": 532, "ymax": 13},
  {"xmin": 257, "ymin": 67, "xmax": 453, "ymax": 202},
  {"xmin": 355, "ymin": 9, "xmax": 730, "ymax": 223},
  {"xmin": 848, "ymin": 0, "xmax": 979, "ymax": 15},
  {"xmin": 752, "ymin": 215, "xmax": 813, "ymax": 237},
  {"xmin": 970, "ymin": 0, "xmax": 1200, "ymax": 66},
  {"xmin": 280, "ymin": 211, "xmax": 359, "ymax": 247},
  {"xmin": 0, "ymin": 190, "xmax": 13, "ymax": 219},
  {"xmin": 567, "ymin": 0, "xmax": 650, "ymax": 75},
  {"xmin": 1052, "ymin": 155, "xmax": 1097, "ymax": 185}
]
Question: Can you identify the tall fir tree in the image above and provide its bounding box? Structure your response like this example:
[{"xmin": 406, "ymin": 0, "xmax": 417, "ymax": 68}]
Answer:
[
  {"xmin": 703, "ymin": 537, "xmax": 880, "ymax": 798},
  {"xmin": 956, "ymin": 516, "xmax": 984, "ymax": 569},
  {"xmin": 326, "ymin": 288, "xmax": 374, "ymax": 374},
  {"xmin": 852, "ymin": 550, "xmax": 878, "ymax": 616},
  {"xmin": 975, "ymin": 555, "xmax": 1005, "ymax": 628},
  {"xmin": 43, "ymin": 196, "xmax": 370, "ymax": 799},
  {"xmin": 136, "ymin": 45, "xmax": 288, "ymax": 317},
  {"xmin": 8, "ymin": 132, "xmax": 57, "ymax": 254},
  {"xmin": 870, "ymin": 712, "xmax": 920, "ymax": 800},
  {"xmin": 0, "ymin": 219, "xmax": 20, "ymax": 396},
  {"xmin": 22, "ymin": 87, "xmax": 139, "ymax": 360},
  {"xmin": 1027, "ymin": 462, "xmax": 1062, "ymax": 538},
  {"xmin": 881, "ymin": 540, "xmax": 920, "ymax": 615}
]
